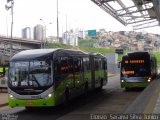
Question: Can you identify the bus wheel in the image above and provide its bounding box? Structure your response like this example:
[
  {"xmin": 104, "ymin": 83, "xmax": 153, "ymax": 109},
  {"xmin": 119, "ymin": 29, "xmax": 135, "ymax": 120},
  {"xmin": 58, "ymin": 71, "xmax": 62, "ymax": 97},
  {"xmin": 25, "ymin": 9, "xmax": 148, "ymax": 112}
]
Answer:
[
  {"xmin": 99, "ymin": 79, "xmax": 103, "ymax": 90},
  {"xmin": 125, "ymin": 87, "xmax": 130, "ymax": 91},
  {"xmin": 84, "ymin": 82, "xmax": 88, "ymax": 97},
  {"xmin": 25, "ymin": 107, "xmax": 34, "ymax": 111},
  {"xmin": 65, "ymin": 88, "xmax": 70, "ymax": 103}
]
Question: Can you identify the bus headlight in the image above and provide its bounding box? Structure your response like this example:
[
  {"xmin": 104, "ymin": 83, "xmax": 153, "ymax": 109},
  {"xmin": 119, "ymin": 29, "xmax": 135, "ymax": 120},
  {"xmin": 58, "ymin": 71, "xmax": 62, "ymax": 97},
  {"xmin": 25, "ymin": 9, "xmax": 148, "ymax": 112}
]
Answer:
[
  {"xmin": 9, "ymin": 94, "xmax": 14, "ymax": 99},
  {"xmin": 148, "ymin": 77, "xmax": 151, "ymax": 82},
  {"xmin": 121, "ymin": 80, "xmax": 124, "ymax": 82},
  {"xmin": 48, "ymin": 94, "xmax": 52, "ymax": 98},
  {"xmin": 45, "ymin": 93, "xmax": 53, "ymax": 99}
]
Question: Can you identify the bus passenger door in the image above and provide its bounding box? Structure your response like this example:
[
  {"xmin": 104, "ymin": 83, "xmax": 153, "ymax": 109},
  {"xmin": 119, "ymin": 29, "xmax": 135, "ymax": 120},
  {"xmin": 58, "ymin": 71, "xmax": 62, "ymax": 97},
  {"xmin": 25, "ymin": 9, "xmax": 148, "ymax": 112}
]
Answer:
[
  {"xmin": 89, "ymin": 56, "xmax": 95, "ymax": 89},
  {"xmin": 83, "ymin": 57, "xmax": 91, "ymax": 90},
  {"xmin": 94, "ymin": 58, "xmax": 100, "ymax": 88},
  {"xmin": 103, "ymin": 59, "xmax": 108, "ymax": 85},
  {"xmin": 54, "ymin": 57, "xmax": 74, "ymax": 98}
]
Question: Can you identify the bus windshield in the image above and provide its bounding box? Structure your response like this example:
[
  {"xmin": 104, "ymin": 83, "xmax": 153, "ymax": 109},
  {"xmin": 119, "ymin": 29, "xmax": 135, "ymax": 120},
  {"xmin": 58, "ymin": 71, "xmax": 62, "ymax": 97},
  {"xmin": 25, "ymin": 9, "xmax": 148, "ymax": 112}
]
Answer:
[
  {"xmin": 9, "ymin": 60, "xmax": 52, "ymax": 88},
  {"xmin": 121, "ymin": 59, "xmax": 150, "ymax": 78}
]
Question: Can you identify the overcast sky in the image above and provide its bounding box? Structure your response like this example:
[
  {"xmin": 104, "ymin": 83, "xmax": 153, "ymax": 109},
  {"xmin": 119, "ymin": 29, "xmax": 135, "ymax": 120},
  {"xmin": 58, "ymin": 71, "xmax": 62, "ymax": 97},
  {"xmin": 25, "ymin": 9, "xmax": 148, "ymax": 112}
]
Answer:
[{"xmin": 0, "ymin": 0, "xmax": 160, "ymax": 38}]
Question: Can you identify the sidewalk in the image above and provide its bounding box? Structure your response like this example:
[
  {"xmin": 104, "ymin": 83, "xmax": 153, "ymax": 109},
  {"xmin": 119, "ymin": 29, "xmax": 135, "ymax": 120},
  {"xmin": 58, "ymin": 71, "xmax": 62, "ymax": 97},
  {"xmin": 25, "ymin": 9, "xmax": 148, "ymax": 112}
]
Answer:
[
  {"xmin": 0, "ymin": 92, "xmax": 8, "ymax": 107},
  {"xmin": 124, "ymin": 78, "xmax": 160, "ymax": 114}
]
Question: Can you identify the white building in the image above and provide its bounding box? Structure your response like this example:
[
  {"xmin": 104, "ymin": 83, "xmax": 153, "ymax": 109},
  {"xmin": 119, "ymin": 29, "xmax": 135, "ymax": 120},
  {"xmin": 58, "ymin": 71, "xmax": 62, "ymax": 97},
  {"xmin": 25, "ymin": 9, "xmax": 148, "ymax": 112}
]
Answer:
[
  {"xmin": 62, "ymin": 30, "xmax": 78, "ymax": 46},
  {"xmin": 22, "ymin": 27, "xmax": 31, "ymax": 39},
  {"xmin": 46, "ymin": 36, "xmax": 58, "ymax": 43},
  {"xmin": 33, "ymin": 24, "xmax": 45, "ymax": 41},
  {"xmin": 78, "ymin": 31, "xmax": 84, "ymax": 38}
]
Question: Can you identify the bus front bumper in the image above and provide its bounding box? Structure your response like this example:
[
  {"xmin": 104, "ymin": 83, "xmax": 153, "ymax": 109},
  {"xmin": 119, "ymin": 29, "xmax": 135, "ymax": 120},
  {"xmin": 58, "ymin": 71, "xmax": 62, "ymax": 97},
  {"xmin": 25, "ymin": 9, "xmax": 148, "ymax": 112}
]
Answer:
[
  {"xmin": 8, "ymin": 96, "xmax": 56, "ymax": 108},
  {"xmin": 121, "ymin": 82, "xmax": 150, "ymax": 88}
]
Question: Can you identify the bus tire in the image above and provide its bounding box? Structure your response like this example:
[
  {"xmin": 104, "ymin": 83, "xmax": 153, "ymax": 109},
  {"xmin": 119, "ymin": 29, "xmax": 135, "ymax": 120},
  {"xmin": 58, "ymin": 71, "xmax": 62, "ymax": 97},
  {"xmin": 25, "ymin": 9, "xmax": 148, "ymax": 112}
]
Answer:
[
  {"xmin": 99, "ymin": 79, "xmax": 103, "ymax": 90},
  {"xmin": 125, "ymin": 87, "xmax": 129, "ymax": 91},
  {"xmin": 65, "ymin": 88, "xmax": 69, "ymax": 103},
  {"xmin": 84, "ymin": 82, "xmax": 88, "ymax": 97},
  {"xmin": 25, "ymin": 107, "xmax": 34, "ymax": 111}
]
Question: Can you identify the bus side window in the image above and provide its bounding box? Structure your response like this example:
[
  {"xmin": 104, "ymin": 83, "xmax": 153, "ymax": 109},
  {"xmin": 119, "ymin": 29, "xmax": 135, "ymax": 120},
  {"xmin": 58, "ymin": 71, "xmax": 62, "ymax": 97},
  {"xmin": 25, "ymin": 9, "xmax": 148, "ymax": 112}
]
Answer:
[
  {"xmin": 83, "ymin": 57, "xmax": 89, "ymax": 72},
  {"xmin": 94, "ymin": 58, "xmax": 99, "ymax": 70},
  {"xmin": 68, "ymin": 58, "xmax": 74, "ymax": 73},
  {"xmin": 54, "ymin": 58, "xmax": 61, "ymax": 74},
  {"xmin": 73, "ymin": 58, "xmax": 81, "ymax": 72},
  {"xmin": 60, "ymin": 57, "xmax": 69, "ymax": 74}
]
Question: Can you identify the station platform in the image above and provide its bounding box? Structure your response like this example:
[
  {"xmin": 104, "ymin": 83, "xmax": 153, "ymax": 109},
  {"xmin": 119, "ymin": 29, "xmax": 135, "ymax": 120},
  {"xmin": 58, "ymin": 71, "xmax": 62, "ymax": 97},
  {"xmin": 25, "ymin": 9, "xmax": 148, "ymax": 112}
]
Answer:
[{"xmin": 124, "ymin": 78, "xmax": 160, "ymax": 114}]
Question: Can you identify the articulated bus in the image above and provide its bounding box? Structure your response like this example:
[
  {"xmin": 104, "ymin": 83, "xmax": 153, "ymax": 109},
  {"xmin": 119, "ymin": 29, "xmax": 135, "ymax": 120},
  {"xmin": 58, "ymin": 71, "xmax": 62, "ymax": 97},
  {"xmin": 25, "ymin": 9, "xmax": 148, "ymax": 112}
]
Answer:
[
  {"xmin": 8, "ymin": 49, "xmax": 107, "ymax": 108},
  {"xmin": 120, "ymin": 52, "xmax": 157, "ymax": 90}
]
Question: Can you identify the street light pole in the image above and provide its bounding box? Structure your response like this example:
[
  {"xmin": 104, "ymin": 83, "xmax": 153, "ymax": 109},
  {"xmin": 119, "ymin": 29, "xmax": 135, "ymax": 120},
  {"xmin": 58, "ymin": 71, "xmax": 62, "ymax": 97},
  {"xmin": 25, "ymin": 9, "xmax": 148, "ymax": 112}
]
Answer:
[
  {"xmin": 57, "ymin": 0, "xmax": 59, "ymax": 43},
  {"xmin": 40, "ymin": 19, "xmax": 46, "ymax": 48},
  {"xmin": 5, "ymin": 0, "xmax": 14, "ymax": 58},
  {"xmin": 11, "ymin": 1, "xmax": 14, "ymax": 42},
  {"xmin": 40, "ymin": 19, "xmax": 52, "ymax": 48}
]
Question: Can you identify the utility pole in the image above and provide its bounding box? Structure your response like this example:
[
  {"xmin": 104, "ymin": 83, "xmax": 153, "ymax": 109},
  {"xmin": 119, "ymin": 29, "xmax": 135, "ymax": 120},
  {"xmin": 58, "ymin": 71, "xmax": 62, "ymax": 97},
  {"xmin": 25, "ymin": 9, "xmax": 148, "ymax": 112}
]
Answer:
[
  {"xmin": 40, "ymin": 19, "xmax": 46, "ymax": 48},
  {"xmin": 5, "ymin": 0, "xmax": 14, "ymax": 58}
]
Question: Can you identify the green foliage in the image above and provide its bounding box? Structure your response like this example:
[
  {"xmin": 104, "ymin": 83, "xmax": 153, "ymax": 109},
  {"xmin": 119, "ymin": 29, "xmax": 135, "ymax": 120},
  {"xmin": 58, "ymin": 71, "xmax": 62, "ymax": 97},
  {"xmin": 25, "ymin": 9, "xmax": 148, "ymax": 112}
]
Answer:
[
  {"xmin": 79, "ymin": 46, "xmax": 115, "ymax": 54},
  {"xmin": 152, "ymin": 52, "xmax": 160, "ymax": 67},
  {"xmin": 47, "ymin": 43, "xmax": 76, "ymax": 49},
  {"xmin": 78, "ymin": 39, "xmax": 97, "ymax": 47}
]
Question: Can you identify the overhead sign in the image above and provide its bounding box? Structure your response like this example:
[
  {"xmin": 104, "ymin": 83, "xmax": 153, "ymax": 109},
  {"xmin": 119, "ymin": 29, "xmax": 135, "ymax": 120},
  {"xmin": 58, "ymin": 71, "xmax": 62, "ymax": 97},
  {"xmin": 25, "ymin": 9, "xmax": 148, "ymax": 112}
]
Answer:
[
  {"xmin": 88, "ymin": 30, "xmax": 96, "ymax": 37},
  {"xmin": 115, "ymin": 49, "xmax": 123, "ymax": 54}
]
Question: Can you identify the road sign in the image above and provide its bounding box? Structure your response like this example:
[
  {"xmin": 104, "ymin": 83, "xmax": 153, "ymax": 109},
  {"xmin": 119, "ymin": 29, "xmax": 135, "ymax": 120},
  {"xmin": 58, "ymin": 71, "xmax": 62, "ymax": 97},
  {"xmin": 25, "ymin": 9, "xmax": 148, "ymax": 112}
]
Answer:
[{"xmin": 115, "ymin": 49, "xmax": 123, "ymax": 54}]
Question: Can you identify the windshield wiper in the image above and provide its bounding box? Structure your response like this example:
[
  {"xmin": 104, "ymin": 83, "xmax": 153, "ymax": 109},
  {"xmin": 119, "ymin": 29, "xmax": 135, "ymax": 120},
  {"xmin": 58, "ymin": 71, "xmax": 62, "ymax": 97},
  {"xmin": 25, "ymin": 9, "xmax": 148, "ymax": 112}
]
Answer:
[{"xmin": 30, "ymin": 74, "xmax": 42, "ymax": 87}]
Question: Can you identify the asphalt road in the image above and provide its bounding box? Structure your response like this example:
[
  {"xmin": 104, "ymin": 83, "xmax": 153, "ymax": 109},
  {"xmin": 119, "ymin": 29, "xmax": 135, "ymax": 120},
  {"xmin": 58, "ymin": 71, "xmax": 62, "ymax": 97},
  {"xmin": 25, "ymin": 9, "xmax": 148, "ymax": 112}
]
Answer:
[{"xmin": 0, "ymin": 75, "xmax": 143, "ymax": 120}]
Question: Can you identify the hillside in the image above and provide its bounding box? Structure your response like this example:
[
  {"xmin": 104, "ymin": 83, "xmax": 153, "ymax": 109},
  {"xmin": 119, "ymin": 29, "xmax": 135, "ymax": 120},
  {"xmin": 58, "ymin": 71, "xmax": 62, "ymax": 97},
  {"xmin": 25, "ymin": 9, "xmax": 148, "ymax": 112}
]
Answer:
[
  {"xmin": 48, "ymin": 39, "xmax": 115, "ymax": 55},
  {"xmin": 48, "ymin": 39, "xmax": 160, "ymax": 66}
]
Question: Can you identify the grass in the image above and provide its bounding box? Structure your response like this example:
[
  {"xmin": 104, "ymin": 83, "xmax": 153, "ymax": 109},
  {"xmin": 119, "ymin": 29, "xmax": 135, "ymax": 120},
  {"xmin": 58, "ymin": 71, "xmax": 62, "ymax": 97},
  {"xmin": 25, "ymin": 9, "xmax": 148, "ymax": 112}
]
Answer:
[
  {"xmin": 78, "ymin": 46, "xmax": 115, "ymax": 54},
  {"xmin": 78, "ymin": 39, "xmax": 97, "ymax": 47},
  {"xmin": 152, "ymin": 52, "xmax": 160, "ymax": 67},
  {"xmin": 47, "ymin": 43, "xmax": 75, "ymax": 49}
]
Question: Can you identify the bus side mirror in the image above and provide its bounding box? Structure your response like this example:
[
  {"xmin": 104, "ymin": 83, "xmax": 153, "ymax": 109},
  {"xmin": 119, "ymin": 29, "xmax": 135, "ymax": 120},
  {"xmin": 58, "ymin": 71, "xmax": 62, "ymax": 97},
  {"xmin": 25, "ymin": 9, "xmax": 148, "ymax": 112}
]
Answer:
[{"xmin": 118, "ymin": 61, "xmax": 121, "ymax": 68}]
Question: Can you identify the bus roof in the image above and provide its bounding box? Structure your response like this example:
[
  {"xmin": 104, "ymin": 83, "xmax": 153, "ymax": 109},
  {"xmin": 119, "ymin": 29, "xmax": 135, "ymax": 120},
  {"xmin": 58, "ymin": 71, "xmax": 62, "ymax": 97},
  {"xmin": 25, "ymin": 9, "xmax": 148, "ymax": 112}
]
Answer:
[
  {"xmin": 127, "ymin": 51, "xmax": 150, "ymax": 56},
  {"xmin": 10, "ymin": 48, "xmax": 88, "ymax": 61},
  {"xmin": 88, "ymin": 52, "xmax": 106, "ymax": 58},
  {"xmin": 122, "ymin": 51, "xmax": 152, "ymax": 60}
]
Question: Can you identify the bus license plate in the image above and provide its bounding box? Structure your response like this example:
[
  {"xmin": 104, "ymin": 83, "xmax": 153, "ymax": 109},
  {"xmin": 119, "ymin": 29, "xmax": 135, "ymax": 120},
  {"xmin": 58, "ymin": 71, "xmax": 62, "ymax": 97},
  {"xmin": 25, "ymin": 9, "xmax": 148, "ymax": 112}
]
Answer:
[{"xmin": 26, "ymin": 102, "xmax": 34, "ymax": 106}]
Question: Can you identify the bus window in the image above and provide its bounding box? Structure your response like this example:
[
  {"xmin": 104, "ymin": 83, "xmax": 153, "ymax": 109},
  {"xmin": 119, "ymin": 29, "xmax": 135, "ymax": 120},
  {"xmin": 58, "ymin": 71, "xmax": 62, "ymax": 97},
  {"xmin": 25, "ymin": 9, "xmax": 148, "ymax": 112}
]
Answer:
[
  {"xmin": 60, "ymin": 57, "xmax": 69, "ymax": 74},
  {"xmin": 68, "ymin": 58, "xmax": 74, "ymax": 73},
  {"xmin": 54, "ymin": 58, "xmax": 61, "ymax": 74},
  {"xmin": 73, "ymin": 58, "xmax": 81, "ymax": 72},
  {"xmin": 83, "ymin": 57, "xmax": 90, "ymax": 71}
]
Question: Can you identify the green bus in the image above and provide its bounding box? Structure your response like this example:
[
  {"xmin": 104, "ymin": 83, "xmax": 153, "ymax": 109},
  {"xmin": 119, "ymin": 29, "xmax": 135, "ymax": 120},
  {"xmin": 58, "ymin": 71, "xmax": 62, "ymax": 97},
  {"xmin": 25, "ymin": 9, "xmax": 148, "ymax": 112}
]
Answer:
[
  {"xmin": 120, "ymin": 51, "xmax": 157, "ymax": 90},
  {"xmin": 8, "ymin": 49, "xmax": 108, "ymax": 108}
]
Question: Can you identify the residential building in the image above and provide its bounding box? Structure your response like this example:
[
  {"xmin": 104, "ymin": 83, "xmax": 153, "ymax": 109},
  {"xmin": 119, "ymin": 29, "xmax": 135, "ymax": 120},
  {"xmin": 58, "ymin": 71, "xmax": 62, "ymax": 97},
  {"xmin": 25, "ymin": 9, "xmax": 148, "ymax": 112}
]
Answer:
[
  {"xmin": 22, "ymin": 27, "xmax": 31, "ymax": 39},
  {"xmin": 33, "ymin": 24, "xmax": 45, "ymax": 41}
]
